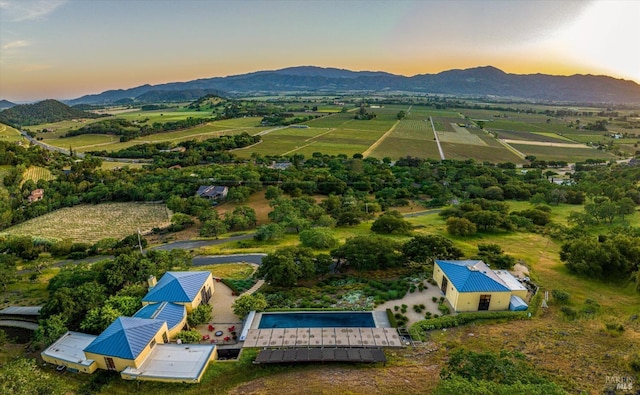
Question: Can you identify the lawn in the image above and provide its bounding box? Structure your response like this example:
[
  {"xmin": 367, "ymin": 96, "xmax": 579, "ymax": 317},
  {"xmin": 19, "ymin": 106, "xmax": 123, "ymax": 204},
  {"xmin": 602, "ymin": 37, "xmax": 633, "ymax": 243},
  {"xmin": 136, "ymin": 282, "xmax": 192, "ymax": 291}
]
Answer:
[{"xmin": 3, "ymin": 202, "xmax": 171, "ymax": 243}]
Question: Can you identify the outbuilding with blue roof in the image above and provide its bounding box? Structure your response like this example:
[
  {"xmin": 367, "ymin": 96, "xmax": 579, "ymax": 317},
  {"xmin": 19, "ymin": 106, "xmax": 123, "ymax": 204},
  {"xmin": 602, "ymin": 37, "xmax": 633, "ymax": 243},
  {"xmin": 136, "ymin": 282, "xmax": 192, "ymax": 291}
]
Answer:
[
  {"xmin": 143, "ymin": 271, "xmax": 214, "ymax": 313},
  {"xmin": 433, "ymin": 260, "xmax": 529, "ymax": 312}
]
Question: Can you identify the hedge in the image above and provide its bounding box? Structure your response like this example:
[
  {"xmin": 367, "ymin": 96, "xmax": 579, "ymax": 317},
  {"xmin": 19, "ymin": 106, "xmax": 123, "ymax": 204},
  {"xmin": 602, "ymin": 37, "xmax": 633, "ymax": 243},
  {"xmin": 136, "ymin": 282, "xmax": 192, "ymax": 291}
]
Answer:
[
  {"xmin": 411, "ymin": 310, "xmax": 529, "ymax": 334},
  {"xmin": 386, "ymin": 308, "xmax": 398, "ymax": 327}
]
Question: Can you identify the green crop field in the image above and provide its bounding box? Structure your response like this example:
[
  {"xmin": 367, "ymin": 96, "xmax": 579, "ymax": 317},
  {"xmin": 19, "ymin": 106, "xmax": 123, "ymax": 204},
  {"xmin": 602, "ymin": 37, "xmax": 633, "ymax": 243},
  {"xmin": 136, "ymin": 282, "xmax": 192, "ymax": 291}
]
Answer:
[
  {"xmin": 3, "ymin": 202, "xmax": 171, "ymax": 243},
  {"xmin": 21, "ymin": 166, "xmax": 55, "ymax": 185}
]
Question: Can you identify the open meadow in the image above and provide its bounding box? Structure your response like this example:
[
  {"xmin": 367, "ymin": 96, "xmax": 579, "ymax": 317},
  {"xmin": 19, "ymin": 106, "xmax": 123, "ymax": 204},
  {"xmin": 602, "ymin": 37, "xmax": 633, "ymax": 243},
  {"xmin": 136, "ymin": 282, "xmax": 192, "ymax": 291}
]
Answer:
[
  {"xmin": 0, "ymin": 122, "xmax": 25, "ymax": 142},
  {"xmin": 3, "ymin": 202, "xmax": 171, "ymax": 243}
]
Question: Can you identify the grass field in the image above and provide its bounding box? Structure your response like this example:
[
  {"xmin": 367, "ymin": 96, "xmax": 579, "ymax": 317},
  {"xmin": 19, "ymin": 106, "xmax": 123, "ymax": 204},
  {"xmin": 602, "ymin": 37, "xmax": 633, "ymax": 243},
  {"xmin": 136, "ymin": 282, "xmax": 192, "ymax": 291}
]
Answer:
[
  {"xmin": 3, "ymin": 202, "xmax": 171, "ymax": 243},
  {"xmin": 0, "ymin": 123, "xmax": 25, "ymax": 142},
  {"xmin": 41, "ymin": 117, "xmax": 268, "ymax": 152}
]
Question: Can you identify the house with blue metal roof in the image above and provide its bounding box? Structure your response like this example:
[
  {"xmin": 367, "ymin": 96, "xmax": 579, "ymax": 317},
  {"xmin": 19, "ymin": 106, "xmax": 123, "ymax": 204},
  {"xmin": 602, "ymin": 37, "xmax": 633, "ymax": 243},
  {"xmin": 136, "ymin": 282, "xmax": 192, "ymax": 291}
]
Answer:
[
  {"xmin": 42, "ymin": 270, "xmax": 217, "ymax": 383},
  {"xmin": 433, "ymin": 260, "xmax": 529, "ymax": 312},
  {"xmin": 83, "ymin": 317, "xmax": 169, "ymax": 372},
  {"xmin": 133, "ymin": 302, "xmax": 187, "ymax": 337},
  {"xmin": 143, "ymin": 271, "xmax": 214, "ymax": 313}
]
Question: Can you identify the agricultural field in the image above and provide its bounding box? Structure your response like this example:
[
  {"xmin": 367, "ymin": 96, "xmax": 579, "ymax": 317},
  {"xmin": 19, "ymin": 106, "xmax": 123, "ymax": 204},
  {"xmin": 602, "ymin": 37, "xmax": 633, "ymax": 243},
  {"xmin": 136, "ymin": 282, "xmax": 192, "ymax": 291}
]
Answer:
[
  {"xmin": 40, "ymin": 116, "xmax": 267, "ymax": 153},
  {"xmin": 0, "ymin": 122, "xmax": 25, "ymax": 142},
  {"xmin": 21, "ymin": 166, "xmax": 55, "ymax": 185},
  {"xmin": 509, "ymin": 143, "xmax": 615, "ymax": 161},
  {"xmin": 3, "ymin": 202, "xmax": 171, "ymax": 243}
]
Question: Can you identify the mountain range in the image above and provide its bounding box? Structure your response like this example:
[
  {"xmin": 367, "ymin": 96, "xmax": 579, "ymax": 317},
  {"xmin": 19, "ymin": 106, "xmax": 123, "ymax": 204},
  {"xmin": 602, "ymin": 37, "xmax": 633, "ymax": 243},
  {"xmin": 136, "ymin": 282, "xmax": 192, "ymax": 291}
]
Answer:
[{"xmin": 66, "ymin": 66, "xmax": 640, "ymax": 105}]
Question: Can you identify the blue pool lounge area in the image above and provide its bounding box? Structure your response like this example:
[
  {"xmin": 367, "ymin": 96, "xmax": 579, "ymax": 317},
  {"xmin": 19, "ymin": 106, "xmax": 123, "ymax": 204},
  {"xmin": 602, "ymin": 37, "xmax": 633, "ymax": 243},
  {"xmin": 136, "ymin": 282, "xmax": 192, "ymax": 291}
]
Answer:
[
  {"xmin": 241, "ymin": 311, "xmax": 403, "ymax": 348},
  {"xmin": 258, "ymin": 312, "xmax": 376, "ymax": 329}
]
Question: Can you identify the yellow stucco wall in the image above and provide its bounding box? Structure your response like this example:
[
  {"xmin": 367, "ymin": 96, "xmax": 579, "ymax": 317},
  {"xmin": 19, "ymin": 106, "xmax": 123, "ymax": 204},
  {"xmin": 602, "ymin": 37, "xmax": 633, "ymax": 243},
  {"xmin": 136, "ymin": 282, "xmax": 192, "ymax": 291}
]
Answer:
[
  {"xmin": 41, "ymin": 354, "xmax": 97, "ymax": 374},
  {"xmin": 167, "ymin": 314, "xmax": 188, "ymax": 338},
  {"xmin": 511, "ymin": 289, "xmax": 528, "ymax": 300},
  {"xmin": 185, "ymin": 274, "xmax": 215, "ymax": 313},
  {"xmin": 454, "ymin": 291, "xmax": 512, "ymax": 312},
  {"xmin": 84, "ymin": 322, "xmax": 170, "ymax": 371},
  {"xmin": 433, "ymin": 262, "xmax": 517, "ymax": 312}
]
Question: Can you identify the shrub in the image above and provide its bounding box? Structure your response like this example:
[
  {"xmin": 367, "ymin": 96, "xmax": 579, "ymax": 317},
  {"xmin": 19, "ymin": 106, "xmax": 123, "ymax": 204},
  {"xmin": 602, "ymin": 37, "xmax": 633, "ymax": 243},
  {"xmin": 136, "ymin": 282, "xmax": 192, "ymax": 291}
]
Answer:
[
  {"xmin": 187, "ymin": 304, "xmax": 212, "ymax": 327},
  {"xmin": 413, "ymin": 311, "xmax": 528, "ymax": 333},
  {"xmin": 386, "ymin": 309, "xmax": 398, "ymax": 327},
  {"xmin": 552, "ymin": 290, "xmax": 570, "ymax": 304},
  {"xmin": 432, "ymin": 296, "xmax": 438, "ymax": 303},
  {"xmin": 559, "ymin": 306, "xmax": 577, "ymax": 319},
  {"xmin": 438, "ymin": 303, "xmax": 450, "ymax": 315},
  {"xmin": 630, "ymin": 354, "xmax": 640, "ymax": 373},
  {"xmin": 176, "ymin": 330, "xmax": 201, "ymax": 344}
]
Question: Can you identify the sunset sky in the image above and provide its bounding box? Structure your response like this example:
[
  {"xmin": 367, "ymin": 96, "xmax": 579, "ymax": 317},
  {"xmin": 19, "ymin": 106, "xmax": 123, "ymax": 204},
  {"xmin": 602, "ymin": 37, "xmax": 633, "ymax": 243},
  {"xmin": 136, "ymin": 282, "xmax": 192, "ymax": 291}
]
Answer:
[{"xmin": 1, "ymin": 0, "xmax": 639, "ymax": 102}]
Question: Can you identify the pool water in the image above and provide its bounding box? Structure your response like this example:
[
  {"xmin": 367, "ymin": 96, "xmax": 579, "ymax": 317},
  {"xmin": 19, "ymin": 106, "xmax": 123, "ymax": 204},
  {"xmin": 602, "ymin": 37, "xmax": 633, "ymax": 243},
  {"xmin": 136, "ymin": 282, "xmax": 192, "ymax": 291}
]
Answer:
[{"xmin": 258, "ymin": 312, "xmax": 375, "ymax": 328}]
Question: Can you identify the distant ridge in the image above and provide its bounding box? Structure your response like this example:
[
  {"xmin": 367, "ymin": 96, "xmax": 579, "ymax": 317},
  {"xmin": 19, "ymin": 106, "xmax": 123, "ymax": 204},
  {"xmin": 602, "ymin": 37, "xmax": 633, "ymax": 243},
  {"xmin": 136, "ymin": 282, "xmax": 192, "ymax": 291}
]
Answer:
[
  {"xmin": 0, "ymin": 99, "xmax": 102, "ymax": 127},
  {"xmin": 0, "ymin": 99, "xmax": 16, "ymax": 111},
  {"xmin": 68, "ymin": 65, "xmax": 640, "ymax": 105}
]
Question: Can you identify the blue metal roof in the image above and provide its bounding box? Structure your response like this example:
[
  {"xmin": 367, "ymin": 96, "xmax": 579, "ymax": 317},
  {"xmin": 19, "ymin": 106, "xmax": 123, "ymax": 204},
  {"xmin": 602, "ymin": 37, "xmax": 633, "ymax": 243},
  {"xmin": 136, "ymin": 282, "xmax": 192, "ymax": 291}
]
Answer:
[
  {"xmin": 83, "ymin": 317, "xmax": 165, "ymax": 360},
  {"xmin": 133, "ymin": 302, "xmax": 186, "ymax": 331},
  {"xmin": 142, "ymin": 271, "xmax": 211, "ymax": 303},
  {"xmin": 436, "ymin": 260, "xmax": 510, "ymax": 293}
]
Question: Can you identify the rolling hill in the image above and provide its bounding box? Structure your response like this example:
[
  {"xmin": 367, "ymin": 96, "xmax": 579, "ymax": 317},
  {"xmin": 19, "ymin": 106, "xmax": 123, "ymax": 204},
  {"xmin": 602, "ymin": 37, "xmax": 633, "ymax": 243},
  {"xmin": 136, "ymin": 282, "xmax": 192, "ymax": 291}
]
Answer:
[
  {"xmin": 0, "ymin": 99, "xmax": 103, "ymax": 127},
  {"xmin": 68, "ymin": 66, "xmax": 640, "ymax": 105},
  {"xmin": 0, "ymin": 99, "xmax": 16, "ymax": 111}
]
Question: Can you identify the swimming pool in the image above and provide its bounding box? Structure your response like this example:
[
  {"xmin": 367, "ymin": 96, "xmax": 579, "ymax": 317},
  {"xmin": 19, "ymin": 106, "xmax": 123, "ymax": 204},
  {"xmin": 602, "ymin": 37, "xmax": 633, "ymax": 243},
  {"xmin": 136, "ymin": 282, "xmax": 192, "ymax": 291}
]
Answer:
[{"xmin": 257, "ymin": 312, "xmax": 375, "ymax": 329}]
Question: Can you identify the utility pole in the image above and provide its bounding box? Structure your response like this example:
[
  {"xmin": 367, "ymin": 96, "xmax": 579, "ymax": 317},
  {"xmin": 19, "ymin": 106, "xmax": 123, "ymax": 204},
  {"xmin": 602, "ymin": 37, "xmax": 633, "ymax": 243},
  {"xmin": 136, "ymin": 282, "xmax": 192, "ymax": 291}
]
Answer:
[{"xmin": 138, "ymin": 229, "xmax": 143, "ymax": 255}]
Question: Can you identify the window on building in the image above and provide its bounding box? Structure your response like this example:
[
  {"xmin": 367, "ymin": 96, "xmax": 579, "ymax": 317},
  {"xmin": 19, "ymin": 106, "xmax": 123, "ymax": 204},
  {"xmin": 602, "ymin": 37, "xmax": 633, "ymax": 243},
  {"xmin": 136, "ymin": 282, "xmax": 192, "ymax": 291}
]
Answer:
[
  {"xmin": 105, "ymin": 357, "xmax": 116, "ymax": 370},
  {"xmin": 150, "ymin": 338, "xmax": 156, "ymax": 348},
  {"xmin": 162, "ymin": 333, "xmax": 168, "ymax": 343}
]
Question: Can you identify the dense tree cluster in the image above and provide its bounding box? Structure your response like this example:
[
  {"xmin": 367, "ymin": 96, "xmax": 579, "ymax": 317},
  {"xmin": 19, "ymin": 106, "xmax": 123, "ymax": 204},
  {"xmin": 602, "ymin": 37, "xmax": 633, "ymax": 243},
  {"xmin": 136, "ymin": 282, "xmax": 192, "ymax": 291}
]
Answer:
[{"xmin": 66, "ymin": 116, "xmax": 213, "ymax": 141}]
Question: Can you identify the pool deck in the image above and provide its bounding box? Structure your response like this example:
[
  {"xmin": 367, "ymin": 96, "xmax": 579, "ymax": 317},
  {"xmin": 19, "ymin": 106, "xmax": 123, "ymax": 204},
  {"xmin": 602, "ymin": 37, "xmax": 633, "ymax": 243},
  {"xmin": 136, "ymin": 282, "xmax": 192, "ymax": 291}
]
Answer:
[{"xmin": 242, "ymin": 312, "xmax": 403, "ymax": 348}]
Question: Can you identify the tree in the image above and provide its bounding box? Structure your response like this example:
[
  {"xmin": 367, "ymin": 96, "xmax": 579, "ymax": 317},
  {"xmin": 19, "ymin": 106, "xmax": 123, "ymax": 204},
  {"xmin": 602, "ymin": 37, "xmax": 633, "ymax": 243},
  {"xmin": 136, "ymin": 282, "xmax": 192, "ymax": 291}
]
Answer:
[
  {"xmin": 371, "ymin": 211, "xmax": 412, "ymax": 234},
  {"xmin": 560, "ymin": 234, "xmax": 640, "ymax": 279},
  {"xmin": 80, "ymin": 305, "xmax": 120, "ymax": 334},
  {"xmin": 254, "ymin": 223, "xmax": 285, "ymax": 241},
  {"xmin": 331, "ymin": 235, "xmax": 403, "ymax": 271},
  {"xmin": 264, "ymin": 185, "xmax": 282, "ymax": 200},
  {"xmin": 0, "ymin": 358, "xmax": 66, "ymax": 395},
  {"xmin": 169, "ymin": 213, "xmax": 194, "ymax": 231},
  {"xmin": 299, "ymin": 228, "xmax": 339, "ymax": 249},
  {"xmin": 446, "ymin": 217, "xmax": 477, "ymax": 237},
  {"xmin": 397, "ymin": 110, "xmax": 406, "ymax": 120},
  {"xmin": 464, "ymin": 210, "xmax": 503, "ymax": 231},
  {"xmin": 402, "ymin": 235, "xmax": 464, "ymax": 264},
  {"xmin": 232, "ymin": 293, "xmax": 268, "ymax": 318},
  {"xmin": 104, "ymin": 295, "xmax": 141, "ymax": 316},
  {"xmin": 257, "ymin": 246, "xmax": 316, "ymax": 286},
  {"xmin": 227, "ymin": 186, "xmax": 252, "ymax": 203},
  {"xmin": 475, "ymin": 243, "xmax": 515, "ymax": 269},
  {"xmin": 187, "ymin": 304, "xmax": 212, "ymax": 327},
  {"xmin": 200, "ymin": 219, "xmax": 228, "ymax": 238},
  {"xmin": 34, "ymin": 314, "xmax": 68, "ymax": 346}
]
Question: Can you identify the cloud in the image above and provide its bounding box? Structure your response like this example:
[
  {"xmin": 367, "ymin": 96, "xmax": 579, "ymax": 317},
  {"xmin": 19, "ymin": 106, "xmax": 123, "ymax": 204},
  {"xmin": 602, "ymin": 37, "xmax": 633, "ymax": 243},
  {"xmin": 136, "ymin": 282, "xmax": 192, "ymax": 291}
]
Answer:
[
  {"xmin": 2, "ymin": 39, "xmax": 29, "ymax": 50},
  {"xmin": 0, "ymin": 0, "xmax": 66, "ymax": 22}
]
